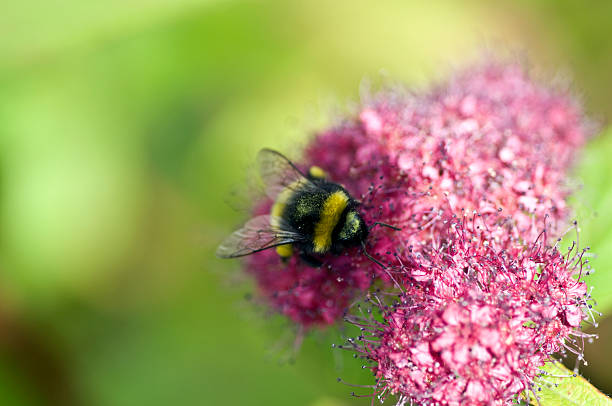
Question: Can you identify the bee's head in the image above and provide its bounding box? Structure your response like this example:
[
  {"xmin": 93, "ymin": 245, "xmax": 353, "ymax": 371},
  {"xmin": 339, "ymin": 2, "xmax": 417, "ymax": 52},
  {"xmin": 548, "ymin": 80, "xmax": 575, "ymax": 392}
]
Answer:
[{"xmin": 337, "ymin": 209, "xmax": 368, "ymax": 247}]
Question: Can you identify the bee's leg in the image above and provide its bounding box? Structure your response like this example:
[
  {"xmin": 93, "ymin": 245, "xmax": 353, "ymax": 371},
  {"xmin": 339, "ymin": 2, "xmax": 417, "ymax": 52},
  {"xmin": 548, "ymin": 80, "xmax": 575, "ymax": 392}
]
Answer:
[
  {"xmin": 299, "ymin": 252, "xmax": 323, "ymax": 268},
  {"xmin": 369, "ymin": 222, "xmax": 402, "ymax": 231}
]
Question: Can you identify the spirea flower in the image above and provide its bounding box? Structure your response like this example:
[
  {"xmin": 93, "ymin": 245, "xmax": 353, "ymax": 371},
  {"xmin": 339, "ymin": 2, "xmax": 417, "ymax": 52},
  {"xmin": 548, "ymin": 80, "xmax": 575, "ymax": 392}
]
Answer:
[
  {"xmin": 346, "ymin": 217, "xmax": 596, "ymax": 405},
  {"xmin": 244, "ymin": 62, "xmax": 591, "ymax": 332}
]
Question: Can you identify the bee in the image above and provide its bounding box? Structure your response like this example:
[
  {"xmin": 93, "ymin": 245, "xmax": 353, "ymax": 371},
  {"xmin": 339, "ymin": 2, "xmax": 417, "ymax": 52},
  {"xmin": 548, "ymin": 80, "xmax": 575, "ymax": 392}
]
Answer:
[{"xmin": 216, "ymin": 149, "xmax": 399, "ymax": 267}]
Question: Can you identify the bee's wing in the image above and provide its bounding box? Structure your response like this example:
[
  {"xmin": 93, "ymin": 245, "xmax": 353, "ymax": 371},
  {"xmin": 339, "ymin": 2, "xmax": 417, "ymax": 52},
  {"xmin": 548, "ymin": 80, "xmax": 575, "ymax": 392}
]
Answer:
[
  {"xmin": 257, "ymin": 148, "xmax": 317, "ymax": 199},
  {"xmin": 216, "ymin": 215, "xmax": 304, "ymax": 258}
]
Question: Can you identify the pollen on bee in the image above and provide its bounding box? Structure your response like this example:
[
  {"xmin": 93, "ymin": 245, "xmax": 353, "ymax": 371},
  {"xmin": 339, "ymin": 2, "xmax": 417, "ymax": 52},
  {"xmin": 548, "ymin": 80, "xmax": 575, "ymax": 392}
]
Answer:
[
  {"xmin": 308, "ymin": 165, "xmax": 327, "ymax": 179},
  {"xmin": 276, "ymin": 244, "xmax": 293, "ymax": 258}
]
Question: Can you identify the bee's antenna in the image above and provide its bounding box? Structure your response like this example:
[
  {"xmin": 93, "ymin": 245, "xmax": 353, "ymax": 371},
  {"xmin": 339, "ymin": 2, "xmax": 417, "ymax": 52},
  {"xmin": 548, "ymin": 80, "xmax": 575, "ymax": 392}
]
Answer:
[
  {"xmin": 361, "ymin": 241, "xmax": 404, "ymax": 293},
  {"xmin": 369, "ymin": 222, "xmax": 402, "ymax": 231}
]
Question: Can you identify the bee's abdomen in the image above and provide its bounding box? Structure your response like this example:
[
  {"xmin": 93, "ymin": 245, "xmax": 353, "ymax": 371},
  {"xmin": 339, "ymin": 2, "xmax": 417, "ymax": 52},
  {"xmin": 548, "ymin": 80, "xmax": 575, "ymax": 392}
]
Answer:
[
  {"xmin": 270, "ymin": 181, "xmax": 306, "ymax": 259},
  {"xmin": 270, "ymin": 180, "xmax": 303, "ymax": 228}
]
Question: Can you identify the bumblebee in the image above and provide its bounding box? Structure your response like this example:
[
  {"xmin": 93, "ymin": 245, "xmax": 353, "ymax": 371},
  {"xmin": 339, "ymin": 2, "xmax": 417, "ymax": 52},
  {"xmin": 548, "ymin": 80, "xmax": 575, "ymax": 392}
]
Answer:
[{"xmin": 216, "ymin": 149, "xmax": 396, "ymax": 267}]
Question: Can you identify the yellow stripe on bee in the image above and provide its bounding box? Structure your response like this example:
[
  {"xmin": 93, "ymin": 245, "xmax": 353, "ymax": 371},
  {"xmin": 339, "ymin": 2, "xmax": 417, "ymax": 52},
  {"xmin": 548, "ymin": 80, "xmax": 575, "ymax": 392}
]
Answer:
[
  {"xmin": 270, "ymin": 201, "xmax": 285, "ymax": 228},
  {"xmin": 313, "ymin": 191, "xmax": 349, "ymax": 253},
  {"xmin": 270, "ymin": 180, "xmax": 304, "ymax": 259},
  {"xmin": 270, "ymin": 180, "xmax": 303, "ymax": 228}
]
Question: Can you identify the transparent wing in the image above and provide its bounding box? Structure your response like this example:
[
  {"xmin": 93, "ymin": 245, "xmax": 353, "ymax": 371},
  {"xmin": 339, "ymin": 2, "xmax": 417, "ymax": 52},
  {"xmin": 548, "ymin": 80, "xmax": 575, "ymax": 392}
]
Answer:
[
  {"xmin": 216, "ymin": 215, "xmax": 304, "ymax": 258},
  {"xmin": 257, "ymin": 148, "xmax": 318, "ymax": 199}
]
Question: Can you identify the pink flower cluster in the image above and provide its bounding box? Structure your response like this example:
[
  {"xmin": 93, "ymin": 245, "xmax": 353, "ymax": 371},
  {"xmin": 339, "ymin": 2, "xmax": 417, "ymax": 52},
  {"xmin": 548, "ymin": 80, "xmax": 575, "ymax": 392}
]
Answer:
[
  {"xmin": 243, "ymin": 62, "xmax": 595, "ymax": 403},
  {"xmin": 349, "ymin": 217, "xmax": 595, "ymax": 405},
  {"xmin": 244, "ymin": 244, "xmax": 371, "ymax": 326}
]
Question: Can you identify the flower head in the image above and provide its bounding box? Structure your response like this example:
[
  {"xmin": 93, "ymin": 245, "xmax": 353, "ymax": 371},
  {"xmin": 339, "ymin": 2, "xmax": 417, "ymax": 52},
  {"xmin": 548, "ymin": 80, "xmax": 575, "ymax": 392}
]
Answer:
[
  {"xmin": 244, "ymin": 62, "xmax": 591, "ymax": 333},
  {"xmin": 348, "ymin": 218, "xmax": 595, "ymax": 405}
]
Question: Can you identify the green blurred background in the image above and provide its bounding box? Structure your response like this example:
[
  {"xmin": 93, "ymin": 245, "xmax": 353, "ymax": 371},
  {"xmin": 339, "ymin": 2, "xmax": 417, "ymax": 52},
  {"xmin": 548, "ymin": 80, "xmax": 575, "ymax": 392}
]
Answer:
[{"xmin": 0, "ymin": 1, "xmax": 611, "ymax": 405}]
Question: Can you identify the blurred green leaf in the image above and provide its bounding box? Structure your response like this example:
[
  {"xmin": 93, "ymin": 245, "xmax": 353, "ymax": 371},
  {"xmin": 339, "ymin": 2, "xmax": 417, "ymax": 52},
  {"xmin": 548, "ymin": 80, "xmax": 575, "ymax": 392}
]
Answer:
[{"xmin": 0, "ymin": 359, "xmax": 43, "ymax": 406}]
